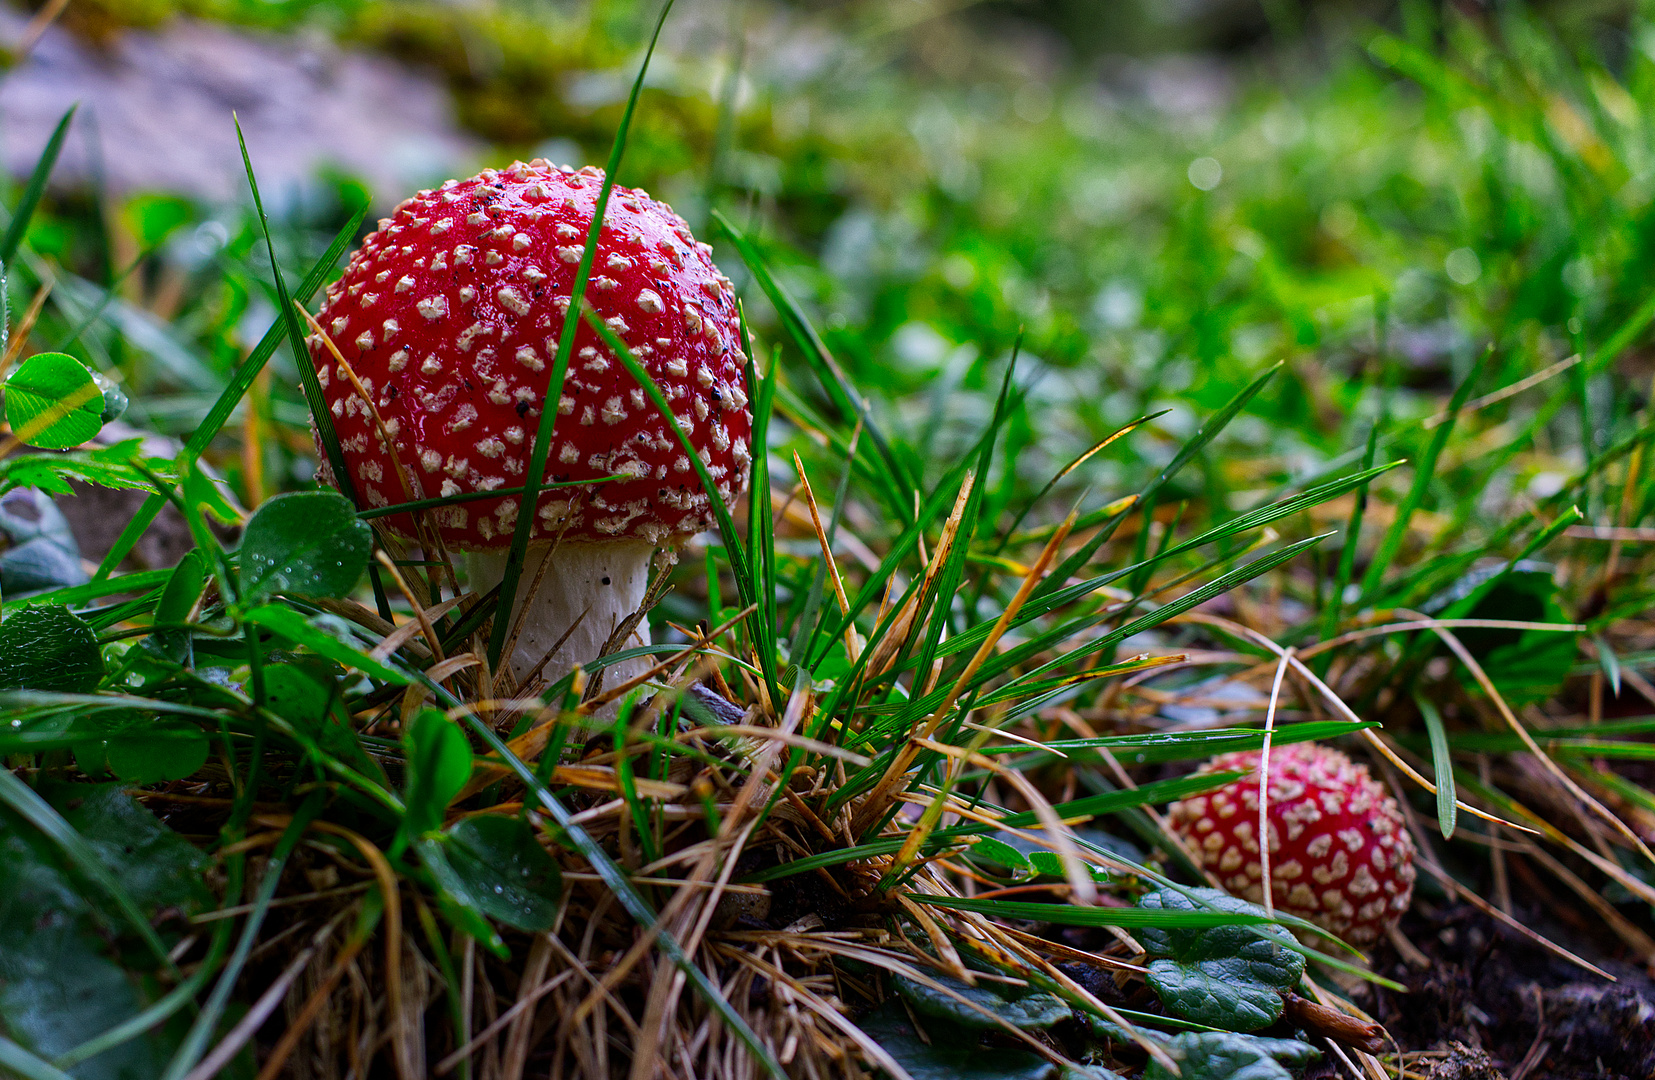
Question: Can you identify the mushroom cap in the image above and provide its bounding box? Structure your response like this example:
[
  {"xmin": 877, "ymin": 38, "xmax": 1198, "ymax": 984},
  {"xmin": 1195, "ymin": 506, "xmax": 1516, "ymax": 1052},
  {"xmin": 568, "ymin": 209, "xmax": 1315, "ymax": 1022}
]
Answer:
[
  {"xmin": 307, "ymin": 161, "xmax": 751, "ymax": 550},
  {"xmin": 1167, "ymin": 742, "xmax": 1416, "ymax": 945}
]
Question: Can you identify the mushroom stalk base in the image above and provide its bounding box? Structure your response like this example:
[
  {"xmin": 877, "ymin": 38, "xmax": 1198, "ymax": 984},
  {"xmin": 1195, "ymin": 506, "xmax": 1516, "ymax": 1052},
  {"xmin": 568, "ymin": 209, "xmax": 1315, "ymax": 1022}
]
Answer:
[{"xmin": 465, "ymin": 541, "xmax": 655, "ymax": 696}]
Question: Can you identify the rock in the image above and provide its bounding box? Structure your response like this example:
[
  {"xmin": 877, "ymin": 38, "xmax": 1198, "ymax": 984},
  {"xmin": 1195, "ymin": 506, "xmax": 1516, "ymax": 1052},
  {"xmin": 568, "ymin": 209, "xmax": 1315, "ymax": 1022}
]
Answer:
[
  {"xmin": 0, "ymin": 485, "xmax": 84, "ymax": 595},
  {"xmin": 1428, "ymin": 1042, "xmax": 1506, "ymax": 1080},
  {"xmin": 0, "ymin": 8, "xmax": 480, "ymax": 206}
]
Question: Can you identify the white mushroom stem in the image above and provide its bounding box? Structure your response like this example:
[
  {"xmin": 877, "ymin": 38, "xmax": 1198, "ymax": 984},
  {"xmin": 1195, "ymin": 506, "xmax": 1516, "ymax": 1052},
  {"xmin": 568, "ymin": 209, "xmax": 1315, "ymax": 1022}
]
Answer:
[{"xmin": 465, "ymin": 540, "xmax": 656, "ymax": 696}]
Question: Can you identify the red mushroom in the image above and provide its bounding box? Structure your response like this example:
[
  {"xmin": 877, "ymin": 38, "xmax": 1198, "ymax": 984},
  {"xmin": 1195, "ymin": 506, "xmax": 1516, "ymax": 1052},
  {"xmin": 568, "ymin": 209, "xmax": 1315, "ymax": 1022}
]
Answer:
[
  {"xmin": 306, "ymin": 160, "xmax": 751, "ymax": 690},
  {"xmin": 1167, "ymin": 742, "xmax": 1416, "ymax": 945}
]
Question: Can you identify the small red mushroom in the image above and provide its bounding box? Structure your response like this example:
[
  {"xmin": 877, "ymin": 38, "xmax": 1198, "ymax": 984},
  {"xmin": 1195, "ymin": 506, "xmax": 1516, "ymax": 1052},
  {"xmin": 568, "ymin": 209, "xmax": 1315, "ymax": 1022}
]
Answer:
[
  {"xmin": 306, "ymin": 160, "xmax": 750, "ymax": 689},
  {"xmin": 1167, "ymin": 742, "xmax": 1416, "ymax": 945}
]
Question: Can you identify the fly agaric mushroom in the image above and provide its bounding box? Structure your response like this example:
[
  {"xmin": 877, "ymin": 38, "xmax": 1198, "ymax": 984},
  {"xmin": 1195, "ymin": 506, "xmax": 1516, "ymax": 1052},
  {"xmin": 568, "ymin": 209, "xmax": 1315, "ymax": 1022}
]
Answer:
[
  {"xmin": 1167, "ymin": 742, "xmax": 1416, "ymax": 945},
  {"xmin": 305, "ymin": 160, "xmax": 750, "ymax": 688}
]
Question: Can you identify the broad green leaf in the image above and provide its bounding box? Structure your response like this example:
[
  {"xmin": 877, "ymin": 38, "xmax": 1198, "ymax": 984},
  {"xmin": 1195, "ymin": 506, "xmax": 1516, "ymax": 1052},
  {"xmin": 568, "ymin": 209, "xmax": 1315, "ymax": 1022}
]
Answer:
[
  {"xmin": 40, "ymin": 781, "xmax": 212, "ymax": 916},
  {"xmin": 402, "ymin": 709, "xmax": 472, "ymax": 842},
  {"xmin": 238, "ymin": 490, "xmax": 371, "ymax": 603},
  {"xmin": 857, "ymin": 1001, "xmax": 1057, "ymax": 1080},
  {"xmin": 3, "ymin": 353, "xmax": 104, "ymax": 450},
  {"xmin": 0, "ymin": 891, "xmax": 163, "ymax": 1080},
  {"xmin": 893, "ymin": 969, "xmax": 1070, "ymax": 1031},
  {"xmin": 262, "ymin": 663, "xmax": 385, "ymax": 784},
  {"xmin": 424, "ymin": 854, "xmax": 507, "ymax": 957},
  {"xmin": 1138, "ymin": 888, "xmax": 1305, "ymax": 1032},
  {"xmin": 124, "ymin": 194, "xmax": 194, "ymax": 249},
  {"xmin": 109, "ymin": 731, "xmax": 210, "ymax": 785},
  {"xmin": 0, "ymin": 783, "xmax": 209, "ymax": 1080},
  {"xmin": 425, "ymin": 815, "xmax": 562, "ymax": 932},
  {"xmin": 1143, "ymin": 1032, "xmax": 1318, "ymax": 1080},
  {"xmin": 72, "ymin": 717, "xmax": 210, "ymax": 786},
  {"xmin": 0, "ymin": 605, "xmax": 104, "ymax": 693}
]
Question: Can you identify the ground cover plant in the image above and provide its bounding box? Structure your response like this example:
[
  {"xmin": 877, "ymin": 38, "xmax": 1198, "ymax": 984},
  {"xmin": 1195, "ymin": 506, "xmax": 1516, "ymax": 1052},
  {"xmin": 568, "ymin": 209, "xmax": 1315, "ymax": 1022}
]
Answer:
[{"xmin": 4, "ymin": 1, "xmax": 1655, "ymax": 1078}]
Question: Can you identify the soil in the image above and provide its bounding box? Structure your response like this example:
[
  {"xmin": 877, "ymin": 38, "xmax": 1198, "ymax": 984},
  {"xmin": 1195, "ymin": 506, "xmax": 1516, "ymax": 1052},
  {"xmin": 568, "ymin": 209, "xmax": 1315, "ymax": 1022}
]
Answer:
[{"xmin": 1321, "ymin": 902, "xmax": 1655, "ymax": 1080}]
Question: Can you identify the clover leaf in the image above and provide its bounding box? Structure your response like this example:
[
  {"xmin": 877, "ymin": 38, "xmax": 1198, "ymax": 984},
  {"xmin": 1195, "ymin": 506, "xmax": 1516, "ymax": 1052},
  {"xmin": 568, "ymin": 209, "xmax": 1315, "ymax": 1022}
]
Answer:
[
  {"xmin": 1144, "ymin": 1032, "xmax": 1318, "ymax": 1080},
  {"xmin": 1137, "ymin": 887, "xmax": 1305, "ymax": 1031}
]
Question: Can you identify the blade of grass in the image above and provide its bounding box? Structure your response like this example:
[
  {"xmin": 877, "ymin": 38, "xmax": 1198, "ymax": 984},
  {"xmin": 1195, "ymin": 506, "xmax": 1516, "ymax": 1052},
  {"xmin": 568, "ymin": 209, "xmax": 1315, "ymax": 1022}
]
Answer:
[
  {"xmin": 0, "ymin": 105, "xmax": 75, "ymax": 268},
  {"xmin": 906, "ymin": 894, "xmax": 1279, "ymax": 929},
  {"xmin": 235, "ymin": 117, "xmax": 353, "ymax": 508},
  {"xmin": 1316, "ymin": 423, "xmax": 1378, "ymax": 666},
  {"xmin": 743, "ymin": 770, "xmax": 1245, "ymax": 884},
  {"xmin": 487, "ymin": 0, "xmax": 675, "ymax": 672},
  {"xmin": 742, "ymin": 317, "xmax": 781, "ymax": 693},
  {"xmin": 1415, "ymin": 691, "xmax": 1457, "ymax": 839},
  {"xmin": 1033, "ymin": 362, "xmax": 1282, "ymax": 602},
  {"xmin": 712, "ymin": 209, "xmax": 912, "ymax": 518},
  {"xmin": 581, "ymin": 306, "xmax": 770, "ymax": 696},
  {"xmin": 0, "ymin": 1038, "xmax": 74, "ymax": 1080},
  {"xmin": 1358, "ymin": 349, "xmax": 1487, "ymax": 604}
]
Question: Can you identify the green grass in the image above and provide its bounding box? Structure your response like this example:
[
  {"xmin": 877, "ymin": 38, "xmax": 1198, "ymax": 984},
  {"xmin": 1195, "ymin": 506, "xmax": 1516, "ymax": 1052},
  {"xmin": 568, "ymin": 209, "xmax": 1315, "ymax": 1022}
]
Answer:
[{"xmin": 5, "ymin": 2, "xmax": 1655, "ymax": 1078}]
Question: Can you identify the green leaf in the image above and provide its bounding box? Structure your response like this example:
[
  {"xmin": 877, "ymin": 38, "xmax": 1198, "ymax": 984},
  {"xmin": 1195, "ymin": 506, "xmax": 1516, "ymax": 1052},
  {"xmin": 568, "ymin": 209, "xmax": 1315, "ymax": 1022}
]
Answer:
[
  {"xmin": 0, "ymin": 605, "xmax": 104, "ymax": 693},
  {"xmin": 0, "ymin": 440, "xmax": 156, "ymax": 500},
  {"xmin": 241, "ymin": 604, "xmax": 411, "ymax": 684},
  {"xmin": 39, "ymin": 781, "xmax": 212, "ymax": 916},
  {"xmin": 238, "ymin": 490, "xmax": 372, "ymax": 603},
  {"xmin": 152, "ymin": 550, "xmax": 206, "ymax": 660},
  {"xmin": 857, "ymin": 1001, "xmax": 1057, "ymax": 1080},
  {"xmin": 423, "ymin": 859, "xmax": 507, "ymax": 958},
  {"xmin": 424, "ymin": 815, "xmax": 563, "ymax": 932},
  {"xmin": 1415, "ymin": 692, "xmax": 1457, "ymax": 840},
  {"xmin": 0, "ymin": 783, "xmax": 209, "ymax": 1080},
  {"xmin": 154, "ymin": 550, "xmax": 206, "ymax": 626},
  {"xmin": 68, "ymin": 710, "xmax": 209, "ymax": 783},
  {"xmin": 402, "ymin": 708, "xmax": 472, "ymax": 843},
  {"xmin": 3, "ymin": 353, "xmax": 104, "ymax": 450},
  {"xmin": 1137, "ymin": 888, "xmax": 1305, "ymax": 1032},
  {"xmin": 262, "ymin": 663, "xmax": 386, "ymax": 785},
  {"xmin": 893, "ymin": 969, "xmax": 1070, "ymax": 1031},
  {"xmin": 1143, "ymin": 1032, "xmax": 1318, "ymax": 1080},
  {"xmin": 0, "ymin": 904, "xmax": 163, "ymax": 1080},
  {"xmin": 99, "ymin": 725, "xmax": 209, "ymax": 785},
  {"xmin": 968, "ymin": 836, "xmax": 1031, "ymax": 874}
]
